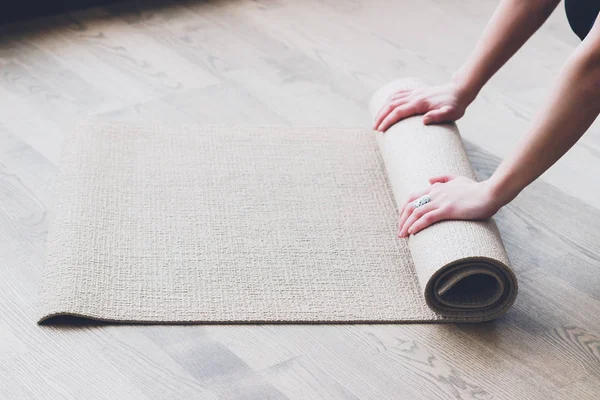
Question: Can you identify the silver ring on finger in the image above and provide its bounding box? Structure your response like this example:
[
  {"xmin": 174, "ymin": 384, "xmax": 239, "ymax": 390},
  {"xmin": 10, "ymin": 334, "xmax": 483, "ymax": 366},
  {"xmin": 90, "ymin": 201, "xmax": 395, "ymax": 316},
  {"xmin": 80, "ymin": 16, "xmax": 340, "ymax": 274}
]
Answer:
[{"xmin": 413, "ymin": 194, "xmax": 431, "ymax": 209}]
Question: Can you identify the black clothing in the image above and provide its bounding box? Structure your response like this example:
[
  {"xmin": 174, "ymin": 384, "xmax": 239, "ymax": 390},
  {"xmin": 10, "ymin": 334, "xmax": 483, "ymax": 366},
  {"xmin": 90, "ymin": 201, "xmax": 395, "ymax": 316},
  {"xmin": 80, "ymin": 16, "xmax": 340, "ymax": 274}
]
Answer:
[{"xmin": 565, "ymin": 0, "xmax": 600, "ymax": 40}]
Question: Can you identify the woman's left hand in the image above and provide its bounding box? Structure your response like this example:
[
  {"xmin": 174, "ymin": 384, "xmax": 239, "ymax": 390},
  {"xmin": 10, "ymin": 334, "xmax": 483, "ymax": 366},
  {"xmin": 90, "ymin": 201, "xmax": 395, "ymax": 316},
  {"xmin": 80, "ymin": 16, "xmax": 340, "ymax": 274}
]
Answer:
[{"xmin": 397, "ymin": 174, "xmax": 501, "ymax": 238}]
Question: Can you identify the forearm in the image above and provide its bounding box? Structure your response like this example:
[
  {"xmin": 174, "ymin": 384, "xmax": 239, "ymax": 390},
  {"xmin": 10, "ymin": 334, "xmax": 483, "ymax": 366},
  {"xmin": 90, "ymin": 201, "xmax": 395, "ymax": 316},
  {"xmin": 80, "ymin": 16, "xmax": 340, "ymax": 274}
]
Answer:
[
  {"xmin": 489, "ymin": 36, "xmax": 600, "ymax": 206},
  {"xmin": 453, "ymin": 0, "xmax": 560, "ymax": 101}
]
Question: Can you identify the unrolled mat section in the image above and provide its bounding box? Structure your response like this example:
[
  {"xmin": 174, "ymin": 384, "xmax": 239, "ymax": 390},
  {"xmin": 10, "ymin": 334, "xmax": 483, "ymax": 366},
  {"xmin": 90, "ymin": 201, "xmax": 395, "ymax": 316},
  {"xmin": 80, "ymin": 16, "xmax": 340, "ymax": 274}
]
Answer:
[{"xmin": 38, "ymin": 79, "xmax": 517, "ymax": 324}]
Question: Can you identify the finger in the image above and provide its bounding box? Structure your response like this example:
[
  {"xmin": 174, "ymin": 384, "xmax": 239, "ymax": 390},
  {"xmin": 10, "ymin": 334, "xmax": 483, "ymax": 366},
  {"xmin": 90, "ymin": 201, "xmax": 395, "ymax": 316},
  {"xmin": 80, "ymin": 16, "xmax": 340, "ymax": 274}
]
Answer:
[
  {"xmin": 422, "ymin": 106, "xmax": 453, "ymax": 125},
  {"xmin": 399, "ymin": 201, "xmax": 438, "ymax": 238},
  {"xmin": 397, "ymin": 188, "xmax": 432, "ymax": 236},
  {"xmin": 398, "ymin": 188, "xmax": 429, "ymax": 236},
  {"xmin": 407, "ymin": 208, "xmax": 447, "ymax": 235},
  {"xmin": 387, "ymin": 91, "xmax": 411, "ymax": 103},
  {"xmin": 373, "ymin": 99, "xmax": 403, "ymax": 129},
  {"xmin": 386, "ymin": 89, "xmax": 411, "ymax": 102},
  {"xmin": 377, "ymin": 103, "xmax": 418, "ymax": 132},
  {"xmin": 428, "ymin": 174, "xmax": 455, "ymax": 185},
  {"xmin": 373, "ymin": 104, "xmax": 389, "ymax": 130},
  {"xmin": 373, "ymin": 97, "xmax": 410, "ymax": 129},
  {"xmin": 374, "ymin": 91, "xmax": 410, "ymax": 129}
]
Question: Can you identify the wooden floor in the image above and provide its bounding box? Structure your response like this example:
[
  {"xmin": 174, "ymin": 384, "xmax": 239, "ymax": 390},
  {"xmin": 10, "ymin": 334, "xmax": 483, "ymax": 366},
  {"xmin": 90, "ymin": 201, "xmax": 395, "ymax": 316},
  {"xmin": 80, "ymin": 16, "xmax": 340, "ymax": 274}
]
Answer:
[{"xmin": 1, "ymin": 0, "xmax": 599, "ymax": 398}]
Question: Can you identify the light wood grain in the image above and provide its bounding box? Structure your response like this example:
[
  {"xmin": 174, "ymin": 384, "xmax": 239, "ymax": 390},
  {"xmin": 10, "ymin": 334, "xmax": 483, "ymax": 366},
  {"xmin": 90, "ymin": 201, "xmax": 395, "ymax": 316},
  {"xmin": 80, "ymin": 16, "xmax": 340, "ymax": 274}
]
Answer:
[{"xmin": 1, "ymin": 0, "xmax": 599, "ymax": 398}]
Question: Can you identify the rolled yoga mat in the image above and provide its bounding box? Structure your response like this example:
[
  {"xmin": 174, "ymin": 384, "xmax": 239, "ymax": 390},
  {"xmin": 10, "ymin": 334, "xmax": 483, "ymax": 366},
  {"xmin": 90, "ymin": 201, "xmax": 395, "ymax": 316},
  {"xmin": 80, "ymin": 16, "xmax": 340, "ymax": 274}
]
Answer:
[{"xmin": 38, "ymin": 79, "xmax": 517, "ymax": 324}]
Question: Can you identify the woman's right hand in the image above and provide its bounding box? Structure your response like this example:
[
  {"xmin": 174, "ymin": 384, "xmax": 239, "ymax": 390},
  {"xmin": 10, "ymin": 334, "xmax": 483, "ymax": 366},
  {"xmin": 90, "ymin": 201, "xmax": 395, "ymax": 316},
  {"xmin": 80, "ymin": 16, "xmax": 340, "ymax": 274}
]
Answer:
[{"xmin": 373, "ymin": 83, "xmax": 475, "ymax": 132}]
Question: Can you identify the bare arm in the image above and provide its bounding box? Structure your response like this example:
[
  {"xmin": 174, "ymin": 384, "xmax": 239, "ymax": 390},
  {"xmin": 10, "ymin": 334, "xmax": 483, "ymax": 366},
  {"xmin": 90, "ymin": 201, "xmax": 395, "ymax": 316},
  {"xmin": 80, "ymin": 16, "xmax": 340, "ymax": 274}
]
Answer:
[
  {"xmin": 374, "ymin": 0, "xmax": 560, "ymax": 131},
  {"xmin": 453, "ymin": 0, "xmax": 561, "ymax": 101},
  {"xmin": 398, "ymin": 17, "xmax": 600, "ymax": 237},
  {"xmin": 489, "ymin": 18, "xmax": 600, "ymax": 206}
]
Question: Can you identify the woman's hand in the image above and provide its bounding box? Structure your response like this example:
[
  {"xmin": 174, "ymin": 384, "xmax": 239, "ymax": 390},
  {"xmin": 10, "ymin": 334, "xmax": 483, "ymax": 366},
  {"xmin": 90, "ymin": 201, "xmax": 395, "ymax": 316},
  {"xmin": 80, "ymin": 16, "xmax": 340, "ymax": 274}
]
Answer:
[
  {"xmin": 397, "ymin": 175, "xmax": 502, "ymax": 238},
  {"xmin": 373, "ymin": 83, "xmax": 474, "ymax": 132}
]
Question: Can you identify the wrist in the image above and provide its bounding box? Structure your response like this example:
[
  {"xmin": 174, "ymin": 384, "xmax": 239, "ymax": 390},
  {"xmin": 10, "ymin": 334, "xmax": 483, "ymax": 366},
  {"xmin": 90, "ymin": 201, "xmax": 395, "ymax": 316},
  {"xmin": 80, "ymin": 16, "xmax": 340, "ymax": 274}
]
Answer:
[
  {"xmin": 451, "ymin": 69, "xmax": 481, "ymax": 105},
  {"xmin": 484, "ymin": 174, "xmax": 521, "ymax": 210}
]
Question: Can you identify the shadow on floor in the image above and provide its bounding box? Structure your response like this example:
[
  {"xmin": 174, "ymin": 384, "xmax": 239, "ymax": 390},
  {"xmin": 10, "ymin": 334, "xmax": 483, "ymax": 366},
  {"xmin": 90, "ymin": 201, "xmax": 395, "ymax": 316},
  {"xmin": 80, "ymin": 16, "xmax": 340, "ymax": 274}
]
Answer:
[{"xmin": 2, "ymin": 0, "xmax": 129, "ymax": 25}]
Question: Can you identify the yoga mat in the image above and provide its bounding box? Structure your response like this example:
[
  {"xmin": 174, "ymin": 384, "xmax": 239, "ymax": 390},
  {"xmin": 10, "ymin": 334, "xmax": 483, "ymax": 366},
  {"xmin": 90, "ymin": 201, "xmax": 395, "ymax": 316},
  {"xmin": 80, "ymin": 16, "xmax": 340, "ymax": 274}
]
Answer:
[{"xmin": 38, "ymin": 79, "xmax": 517, "ymax": 324}]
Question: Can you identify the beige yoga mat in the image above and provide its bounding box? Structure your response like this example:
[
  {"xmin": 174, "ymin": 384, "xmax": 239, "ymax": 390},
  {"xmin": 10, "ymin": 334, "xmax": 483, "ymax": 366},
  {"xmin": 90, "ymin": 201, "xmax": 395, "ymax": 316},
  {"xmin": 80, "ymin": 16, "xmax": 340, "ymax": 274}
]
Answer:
[{"xmin": 38, "ymin": 79, "xmax": 517, "ymax": 324}]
